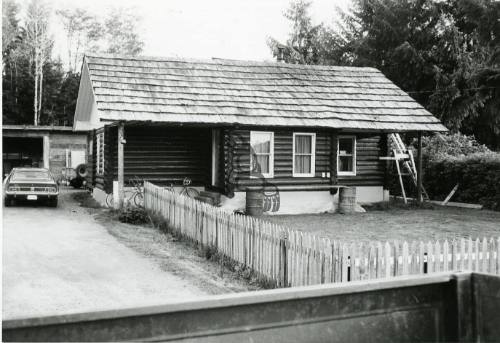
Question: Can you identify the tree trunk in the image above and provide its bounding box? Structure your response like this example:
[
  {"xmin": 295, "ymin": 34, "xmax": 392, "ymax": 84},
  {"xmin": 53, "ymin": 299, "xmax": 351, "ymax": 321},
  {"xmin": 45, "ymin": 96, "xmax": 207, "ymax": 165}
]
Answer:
[
  {"xmin": 33, "ymin": 20, "xmax": 39, "ymax": 126},
  {"xmin": 38, "ymin": 66, "xmax": 43, "ymax": 123},
  {"xmin": 34, "ymin": 64, "xmax": 38, "ymax": 126}
]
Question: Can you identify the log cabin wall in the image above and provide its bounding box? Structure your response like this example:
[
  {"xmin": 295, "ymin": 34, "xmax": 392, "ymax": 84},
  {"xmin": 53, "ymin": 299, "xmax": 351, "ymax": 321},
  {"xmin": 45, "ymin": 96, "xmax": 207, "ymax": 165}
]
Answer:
[
  {"xmin": 227, "ymin": 129, "xmax": 330, "ymax": 191},
  {"xmin": 93, "ymin": 127, "xmax": 105, "ymax": 191},
  {"xmin": 123, "ymin": 126, "xmax": 211, "ymax": 187},
  {"xmin": 226, "ymin": 128, "xmax": 384, "ymax": 191},
  {"xmin": 338, "ymin": 133, "xmax": 385, "ymax": 187}
]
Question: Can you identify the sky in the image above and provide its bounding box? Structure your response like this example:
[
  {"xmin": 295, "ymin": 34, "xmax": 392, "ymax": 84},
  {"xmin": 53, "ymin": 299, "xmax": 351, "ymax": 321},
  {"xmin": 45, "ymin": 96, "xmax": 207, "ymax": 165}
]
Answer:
[{"xmin": 19, "ymin": 0, "xmax": 351, "ymax": 67}]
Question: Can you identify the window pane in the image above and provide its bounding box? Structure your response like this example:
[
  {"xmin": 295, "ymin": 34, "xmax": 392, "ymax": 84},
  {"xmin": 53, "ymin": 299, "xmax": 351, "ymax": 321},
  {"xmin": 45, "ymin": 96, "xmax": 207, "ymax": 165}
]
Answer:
[
  {"xmin": 339, "ymin": 156, "xmax": 353, "ymax": 172},
  {"xmin": 295, "ymin": 135, "xmax": 312, "ymax": 154},
  {"xmin": 12, "ymin": 171, "xmax": 50, "ymax": 180},
  {"xmin": 339, "ymin": 138, "xmax": 353, "ymax": 155},
  {"xmin": 251, "ymin": 132, "xmax": 271, "ymax": 154},
  {"xmin": 295, "ymin": 155, "xmax": 311, "ymax": 174},
  {"xmin": 255, "ymin": 155, "xmax": 270, "ymax": 174}
]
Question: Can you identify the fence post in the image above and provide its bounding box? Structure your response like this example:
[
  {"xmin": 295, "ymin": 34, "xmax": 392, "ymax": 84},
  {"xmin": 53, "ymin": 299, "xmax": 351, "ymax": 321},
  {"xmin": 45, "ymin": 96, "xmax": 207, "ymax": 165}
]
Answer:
[{"xmin": 279, "ymin": 230, "xmax": 288, "ymax": 287}]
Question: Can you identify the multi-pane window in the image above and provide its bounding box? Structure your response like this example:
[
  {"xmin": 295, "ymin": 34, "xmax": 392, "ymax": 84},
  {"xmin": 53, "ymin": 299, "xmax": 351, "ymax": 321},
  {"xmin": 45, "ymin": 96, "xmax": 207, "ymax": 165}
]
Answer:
[
  {"xmin": 96, "ymin": 132, "xmax": 105, "ymax": 175},
  {"xmin": 293, "ymin": 133, "xmax": 316, "ymax": 177},
  {"xmin": 250, "ymin": 131, "xmax": 274, "ymax": 178},
  {"xmin": 338, "ymin": 136, "xmax": 356, "ymax": 175}
]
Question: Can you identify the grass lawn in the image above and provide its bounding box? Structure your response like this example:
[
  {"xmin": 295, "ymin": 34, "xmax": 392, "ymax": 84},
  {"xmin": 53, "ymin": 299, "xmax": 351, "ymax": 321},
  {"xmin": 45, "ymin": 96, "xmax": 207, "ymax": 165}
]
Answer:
[{"xmin": 265, "ymin": 205, "xmax": 500, "ymax": 243}]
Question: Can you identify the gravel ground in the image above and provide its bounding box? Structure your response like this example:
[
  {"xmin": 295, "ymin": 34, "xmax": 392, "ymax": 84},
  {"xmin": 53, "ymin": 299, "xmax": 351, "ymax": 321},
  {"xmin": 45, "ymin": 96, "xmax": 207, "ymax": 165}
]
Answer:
[
  {"xmin": 2, "ymin": 188, "xmax": 254, "ymax": 320},
  {"xmin": 265, "ymin": 205, "xmax": 500, "ymax": 243}
]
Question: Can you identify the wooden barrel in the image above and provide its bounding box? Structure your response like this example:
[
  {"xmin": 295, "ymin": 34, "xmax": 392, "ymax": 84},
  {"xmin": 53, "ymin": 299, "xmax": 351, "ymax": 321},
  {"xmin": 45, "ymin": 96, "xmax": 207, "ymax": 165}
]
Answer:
[
  {"xmin": 338, "ymin": 187, "xmax": 356, "ymax": 214},
  {"xmin": 246, "ymin": 190, "xmax": 264, "ymax": 216}
]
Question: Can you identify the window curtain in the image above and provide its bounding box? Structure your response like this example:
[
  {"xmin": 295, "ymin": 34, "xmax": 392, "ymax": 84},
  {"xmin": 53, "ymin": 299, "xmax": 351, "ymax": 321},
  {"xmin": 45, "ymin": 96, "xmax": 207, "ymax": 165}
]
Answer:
[
  {"xmin": 256, "ymin": 155, "xmax": 269, "ymax": 173},
  {"xmin": 295, "ymin": 135, "xmax": 312, "ymax": 173},
  {"xmin": 250, "ymin": 132, "xmax": 271, "ymax": 174},
  {"xmin": 338, "ymin": 137, "xmax": 354, "ymax": 172},
  {"xmin": 339, "ymin": 156, "xmax": 353, "ymax": 172},
  {"xmin": 253, "ymin": 141, "xmax": 270, "ymax": 154}
]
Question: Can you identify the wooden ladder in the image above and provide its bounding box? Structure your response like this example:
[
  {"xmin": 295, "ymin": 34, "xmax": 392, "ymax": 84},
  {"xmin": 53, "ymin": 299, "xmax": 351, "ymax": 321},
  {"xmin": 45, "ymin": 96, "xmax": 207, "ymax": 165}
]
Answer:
[{"xmin": 389, "ymin": 133, "xmax": 429, "ymax": 204}]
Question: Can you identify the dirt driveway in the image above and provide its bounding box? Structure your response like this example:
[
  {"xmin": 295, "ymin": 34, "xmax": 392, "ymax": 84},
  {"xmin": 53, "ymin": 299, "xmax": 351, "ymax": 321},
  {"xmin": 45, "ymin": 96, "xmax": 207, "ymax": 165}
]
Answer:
[{"xmin": 3, "ymin": 188, "xmax": 223, "ymax": 319}]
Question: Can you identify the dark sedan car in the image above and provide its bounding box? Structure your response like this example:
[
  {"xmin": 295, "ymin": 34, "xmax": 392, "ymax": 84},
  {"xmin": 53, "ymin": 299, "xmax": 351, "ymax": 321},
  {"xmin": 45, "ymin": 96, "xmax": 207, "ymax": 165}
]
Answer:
[{"xmin": 3, "ymin": 168, "xmax": 59, "ymax": 207}]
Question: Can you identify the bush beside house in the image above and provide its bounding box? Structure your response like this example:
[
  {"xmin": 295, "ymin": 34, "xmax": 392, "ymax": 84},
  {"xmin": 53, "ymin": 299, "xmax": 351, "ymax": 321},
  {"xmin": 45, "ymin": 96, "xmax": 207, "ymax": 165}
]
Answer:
[
  {"xmin": 424, "ymin": 153, "xmax": 500, "ymax": 211},
  {"xmin": 391, "ymin": 133, "xmax": 500, "ymax": 211}
]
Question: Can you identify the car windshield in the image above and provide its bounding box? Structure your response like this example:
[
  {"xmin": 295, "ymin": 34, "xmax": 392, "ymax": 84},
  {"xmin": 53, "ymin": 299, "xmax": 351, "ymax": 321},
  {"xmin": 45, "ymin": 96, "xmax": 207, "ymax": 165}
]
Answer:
[{"xmin": 11, "ymin": 170, "xmax": 51, "ymax": 180}]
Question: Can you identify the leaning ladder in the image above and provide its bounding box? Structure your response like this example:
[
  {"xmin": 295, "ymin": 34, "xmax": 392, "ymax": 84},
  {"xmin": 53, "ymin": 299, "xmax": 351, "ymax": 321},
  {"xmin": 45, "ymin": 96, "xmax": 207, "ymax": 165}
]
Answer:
[{"xmin": 389, "ymin": 133, "xmax": 429, "ymax": 203}]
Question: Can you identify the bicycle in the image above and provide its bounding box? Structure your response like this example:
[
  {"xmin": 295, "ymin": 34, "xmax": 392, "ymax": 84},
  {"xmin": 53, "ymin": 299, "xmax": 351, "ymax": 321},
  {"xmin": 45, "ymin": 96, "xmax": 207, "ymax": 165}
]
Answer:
[
  {"xmin": 166, "ymin": 177, "xmax": 199, "ymax": 198},
  {"xmin": 105, "ymin": 177, "xmax": 144, "ymax": 208}
]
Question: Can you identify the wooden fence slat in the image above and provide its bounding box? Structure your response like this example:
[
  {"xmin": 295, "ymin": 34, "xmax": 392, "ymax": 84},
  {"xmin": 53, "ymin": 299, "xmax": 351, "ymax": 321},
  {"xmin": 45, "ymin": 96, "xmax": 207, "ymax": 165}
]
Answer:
[
  {"xmin": 474, "ymin": 238, "xmax": 480, "ymax": 272},
  {"xmin": 418, "ymin": 241, "xmax": 425, "ymax": 275},
  {"xmin": 384, "ymin": 242, "xmax": 391, "ymax": 279},
  {"xmin": 393, "ymin": 241, "xmax": 399, "ymax": 277},
  {"xmin": 402, "ymin": 241, "xmax": 409, "ymax": 276},
  {"xmin": 351, "ymin": 243, "xmax": 359, "ymax": 282},
  {"xmin": 368, "ymin": 243, "xmax": 376, "ymax": 280},
  {"xmin": 481, "ymin": 237, "xmax": 488, "ymax": 273},
  {"xmin": 488, "ymin": 237, "xmax": 495, "ymax": 275},
  {"xmin": 443, "ymin": 240, "xmax": 449, "ymax": 272},
  {"xmin": 375, "ymin": 242, "xmax": 383, "ymax": 279},
  {"xmin": 435, "ymin": 241, "xmax": 442, "ymax": 273}
]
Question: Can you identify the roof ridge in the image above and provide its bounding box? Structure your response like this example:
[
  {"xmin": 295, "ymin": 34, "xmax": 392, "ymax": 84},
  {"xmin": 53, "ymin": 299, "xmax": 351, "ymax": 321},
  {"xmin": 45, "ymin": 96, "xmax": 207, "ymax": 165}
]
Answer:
[{"xmin": 84, "ymin": 53, "xmax": 381, "ymax": 72}]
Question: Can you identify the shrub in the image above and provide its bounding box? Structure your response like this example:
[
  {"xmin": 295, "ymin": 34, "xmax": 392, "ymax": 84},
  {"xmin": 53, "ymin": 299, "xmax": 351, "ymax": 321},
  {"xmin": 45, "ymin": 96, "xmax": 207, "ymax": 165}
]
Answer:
[
  {"xmin": 390, "ymin": 133, "xmax": 499, "ymax": 210},
  {"xmin": 423, "ymin": 152, "xmax": 500, "ymax": 211},
  {"xmin": 118, "ymin": 206, "xmax": 151, "ymax": 225},
  {"xmin": 410, "ymin": 133, "xmax": 491, "ymax": 162}
]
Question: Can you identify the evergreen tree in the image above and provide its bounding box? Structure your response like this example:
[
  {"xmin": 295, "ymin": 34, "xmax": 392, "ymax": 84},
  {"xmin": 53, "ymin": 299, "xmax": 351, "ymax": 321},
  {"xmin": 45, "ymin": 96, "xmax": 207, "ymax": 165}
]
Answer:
[
  {"xmin": 2, "ymin": 2, "xmax": 145, "ymax": 126},
  {"xmin": 270, "ymin": 0, "xmax": 500, "ymax": 149}
]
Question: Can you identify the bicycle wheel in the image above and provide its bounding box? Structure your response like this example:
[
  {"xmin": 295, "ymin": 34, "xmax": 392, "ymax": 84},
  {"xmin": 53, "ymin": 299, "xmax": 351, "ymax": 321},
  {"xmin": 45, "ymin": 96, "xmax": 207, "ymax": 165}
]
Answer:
[
  {"xmin": 185, "ymin": 187, "xmax": 199, "ymax": 198},
  {"xmin": 105, "ymin": 193, "xmax": 113, "ymax": 208},
  {"xmin": 133, "ymin": 192, "xmax": 144, "ymax": 207}
]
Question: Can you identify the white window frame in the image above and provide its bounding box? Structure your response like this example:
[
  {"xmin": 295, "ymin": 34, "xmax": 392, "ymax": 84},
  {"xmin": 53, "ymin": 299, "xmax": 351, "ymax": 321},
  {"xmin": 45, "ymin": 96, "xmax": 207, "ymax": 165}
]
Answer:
[
  {"xmin": 292, "ymin": 132, "xmax": 316, "ymax": 177},
  {"xmin": 96, "ymin": 132, "xmax": 104, "ymax": 176},
  {"xmin": 250, "ymin": 131, "xmax": 274, "ymax": 178},
  {"xmin": 337, "ymin": 135, "xmax": 356, "ymax": 176}
]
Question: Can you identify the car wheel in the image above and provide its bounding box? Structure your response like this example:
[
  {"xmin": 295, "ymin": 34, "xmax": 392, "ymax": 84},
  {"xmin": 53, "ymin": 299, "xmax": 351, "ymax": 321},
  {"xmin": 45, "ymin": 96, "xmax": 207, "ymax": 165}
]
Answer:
[
  {"xmin": 4, "ymin": 198, "xmax": 11, "ymax": 207},
  {"xmin": 49, "ymin": 198, "xmax": 58, "ymax": 208}
]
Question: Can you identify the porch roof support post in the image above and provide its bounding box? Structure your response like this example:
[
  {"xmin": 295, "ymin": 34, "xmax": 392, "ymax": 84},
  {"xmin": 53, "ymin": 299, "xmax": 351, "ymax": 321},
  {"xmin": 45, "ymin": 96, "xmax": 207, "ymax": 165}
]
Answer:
[
  {"xmin": 43, "ymin": 135, "xmax": 50, "ymax": 169},
  {"xmin": 417, "ymin": 131, "xmax": 423, "ymax": 204},
  {"xmin": 329, "ymin": 130, "xmax": 338, "ymax": 194},
  {"xmin": 117, "ymin": 122, "xmax": 125, "ymax": 208}
]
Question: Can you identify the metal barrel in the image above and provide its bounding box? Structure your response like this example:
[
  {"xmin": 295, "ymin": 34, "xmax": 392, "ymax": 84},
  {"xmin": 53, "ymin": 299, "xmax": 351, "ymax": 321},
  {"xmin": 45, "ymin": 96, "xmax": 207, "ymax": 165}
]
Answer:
[
  {"xmin": 246, "ymin": 190, "xmax": 264, "ymax": 216},
  {"xmin": 338, "ymin": 187, "xmax": 356, "ymax": 214}
]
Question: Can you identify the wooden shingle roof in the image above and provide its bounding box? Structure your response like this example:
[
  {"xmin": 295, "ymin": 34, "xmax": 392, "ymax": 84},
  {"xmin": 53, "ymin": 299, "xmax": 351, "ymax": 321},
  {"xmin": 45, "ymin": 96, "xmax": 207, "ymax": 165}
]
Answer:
[{"xmin": 84, "ymin": 54, "xmax": 447, "ymax": 132}]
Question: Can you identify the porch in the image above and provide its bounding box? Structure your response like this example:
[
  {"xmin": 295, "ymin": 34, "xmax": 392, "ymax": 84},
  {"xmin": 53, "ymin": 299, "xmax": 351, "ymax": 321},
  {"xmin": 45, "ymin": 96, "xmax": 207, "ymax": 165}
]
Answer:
[{"xmin": 91, "ymin": 122, "xmax": 223, "ymax": 207}]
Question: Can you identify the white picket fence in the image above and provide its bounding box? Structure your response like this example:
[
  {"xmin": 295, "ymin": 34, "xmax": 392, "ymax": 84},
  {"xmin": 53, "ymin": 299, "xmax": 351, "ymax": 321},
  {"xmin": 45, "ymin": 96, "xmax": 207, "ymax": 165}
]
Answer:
[{"xmin": 144, "ymin": 181, "xmax": 500, "ymax": 287}]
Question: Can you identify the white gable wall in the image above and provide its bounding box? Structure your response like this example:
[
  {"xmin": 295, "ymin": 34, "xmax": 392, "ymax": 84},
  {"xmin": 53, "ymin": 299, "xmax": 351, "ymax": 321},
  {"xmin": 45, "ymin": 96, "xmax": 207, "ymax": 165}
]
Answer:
[{"xmin": 73, "ymin": 61, "xmax": 102, "ymax": 131}]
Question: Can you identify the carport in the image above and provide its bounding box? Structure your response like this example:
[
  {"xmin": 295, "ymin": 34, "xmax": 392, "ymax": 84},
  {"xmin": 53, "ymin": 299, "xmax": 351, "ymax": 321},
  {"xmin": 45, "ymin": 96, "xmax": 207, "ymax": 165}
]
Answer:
[
  {"xmin": 2, "ymin": 125, "xmax": 88, "ymax": 178},
  {"xmin": 2, "ymin": 136, "xmax": 45, "ymax": 176}
]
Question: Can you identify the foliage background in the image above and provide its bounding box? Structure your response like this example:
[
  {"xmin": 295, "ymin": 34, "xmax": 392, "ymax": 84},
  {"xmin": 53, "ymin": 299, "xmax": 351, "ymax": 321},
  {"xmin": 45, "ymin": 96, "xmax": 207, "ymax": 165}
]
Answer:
[
  {"xmin": 387, "ymin": 133, "xmax": 500, "ymax": 210},
  {"xmin": 423, "ymin": 153, "xmax": 500, "ymax": 211},
  {"xmin": 2, "ymin": 0, "xmax": 144, "ymax": 126},
  {"xmin": 269, "ymin": 0, "xmax": 500, "ymax": 150}
]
